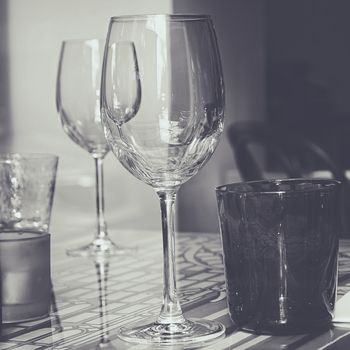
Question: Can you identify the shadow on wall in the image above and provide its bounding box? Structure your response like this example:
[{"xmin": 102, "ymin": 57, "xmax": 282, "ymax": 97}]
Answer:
[
  {"xmin": 266, "ymin": 0, "xmax": 350, "ymax": 170},
  {"xmin": 267, "ymin": 60, "xmax": 334, "ymax": 161},
  {"xmin": 0, "ymin": 0, "xmax": 11, "ymax": 151}
]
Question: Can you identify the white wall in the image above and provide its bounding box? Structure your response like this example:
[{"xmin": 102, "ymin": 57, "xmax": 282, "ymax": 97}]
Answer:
[
  {"xmin": 6, "ymin": 0, "xmax": 266, "ymax": 236},
  {"xmin": 7, "ymin": 0, "xmax": 173, "ymax": 237},
  {"xmin": 0, "ymin": 1, "xmax": 10, "ymax": 151}
]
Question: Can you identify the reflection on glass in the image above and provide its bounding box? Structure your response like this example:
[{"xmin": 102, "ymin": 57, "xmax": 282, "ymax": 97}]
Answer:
[
  {"xmin": 93, "ymin": 255, "xmax": 116, "ymax": 349},
  {"xmin": 50, "ymin": 285, "xmax": 63, "ymax": 333}
]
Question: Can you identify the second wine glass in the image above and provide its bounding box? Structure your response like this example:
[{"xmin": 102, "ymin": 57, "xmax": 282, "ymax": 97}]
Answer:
[{"xmin": 56, "ymin": 39, "xmax": 130, "ymax": 257}]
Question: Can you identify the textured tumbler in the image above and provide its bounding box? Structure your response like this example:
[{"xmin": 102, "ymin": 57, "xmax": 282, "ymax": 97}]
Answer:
[
  {"xmin": 216, "ymin": 179, "xmax": 340, "ymax": 335},
  {"xmin": 0, "ymin": 153, "xmax": 58, "ymax": 232},
  {"xmin": 0, "ymin": 154, "xmax": 58, "ymax": 323}
]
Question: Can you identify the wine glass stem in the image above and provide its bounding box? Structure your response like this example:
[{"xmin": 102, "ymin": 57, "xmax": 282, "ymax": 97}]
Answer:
[
  {"xmin": 94, "ymin": 157, "xmax": 107, "ymax": 239},
  {"xmin": 156, "ymin": 189, "xmax": 185, "ymax": 325}
]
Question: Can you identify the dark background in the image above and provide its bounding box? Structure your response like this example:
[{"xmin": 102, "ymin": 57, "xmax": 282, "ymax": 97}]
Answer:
[{"xmin": 176, "ymin": 0, "xmax": 350, "ymax": 232}]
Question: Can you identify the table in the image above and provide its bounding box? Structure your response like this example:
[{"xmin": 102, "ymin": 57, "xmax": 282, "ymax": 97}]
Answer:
[{"xmin": 1, "ymin": 230, "xmax": 350, "ymax": 349}]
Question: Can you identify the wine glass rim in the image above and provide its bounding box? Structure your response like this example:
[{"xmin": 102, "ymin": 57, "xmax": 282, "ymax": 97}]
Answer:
[{"xmin": 110, "ymin": 14, "xmax": 211, "ymax": 22}]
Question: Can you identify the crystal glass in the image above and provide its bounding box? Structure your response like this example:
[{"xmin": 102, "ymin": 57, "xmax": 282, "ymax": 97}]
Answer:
[
  {"xmin": 101, "ymin": 14, "xmax": 225, "ymax": 346},
  {"xmin": 0, "ymin": 153, "xmax": 56, "ymax": 323},
  {"xmin": 0, "ymin": 153, "xmax": 58, "ymax": 232},
  {"xmin": 56, "ymin": 39, "xmax": 128, "ymax": 257}
]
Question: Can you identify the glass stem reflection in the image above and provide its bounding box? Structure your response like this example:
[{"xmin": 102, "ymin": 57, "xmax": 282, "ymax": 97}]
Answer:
[
  {"xmin": 94, "ymin": 157, "xmax": 107, "ymax": 239},
  {"xmin": 95, "ymin": 258, "xmax": 111, "ymax": 347},
  {"xmin": 156, "ymin": 189, "xmax": 185, "ymax": 325}
]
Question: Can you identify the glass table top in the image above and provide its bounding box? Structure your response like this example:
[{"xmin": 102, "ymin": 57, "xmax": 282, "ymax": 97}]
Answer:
[{"xmin": 1, "ymin": 230, "xmax": 350, "ymax": 349}]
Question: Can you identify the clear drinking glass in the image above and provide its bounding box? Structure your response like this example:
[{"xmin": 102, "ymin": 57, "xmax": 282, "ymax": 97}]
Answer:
[
  {"xmin": 101, "ymin": 15, "xmax": 225, "ymax": 346},
  {"xmin": 0, "ymin": 153, "xmax": 57, "ymax": 323},
  {"xmin": 0, "ymin": 153, "xmax": 58, "ymax": 232},
  {"xmin": 56, "ymin": 39, "xmax": 127, "ymax": 257}
]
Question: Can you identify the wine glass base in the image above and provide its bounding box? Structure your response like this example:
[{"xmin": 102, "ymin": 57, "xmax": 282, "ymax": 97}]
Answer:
[
  {"xmin": 66, "ymin": 237, "xmax": 137, "ymax": 258},
  {"xmin": 117, "ymin": 319, "xmax": 225, "ymax": 347}
]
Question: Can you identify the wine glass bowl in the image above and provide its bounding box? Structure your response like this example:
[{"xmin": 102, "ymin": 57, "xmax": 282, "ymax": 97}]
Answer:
[
  {"xmin": 102, "ymin": 16, "xmax": 224, "ymax": 190},
  {"xmin": 57, "ymin": 39, "xmax": 109, "ymax": 159},
  {"xmin": 101, "ymin": 15, "xmax": 225, "ymax": 345}
]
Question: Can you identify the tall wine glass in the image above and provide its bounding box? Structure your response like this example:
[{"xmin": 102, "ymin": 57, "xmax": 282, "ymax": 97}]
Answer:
[
  {"xmin": 56, "ymin": 39, "xmax": 125, "ymax": 257},
  {"xmin": 101, "ymin": 15, "xmax": 225, "ymax": 346}
]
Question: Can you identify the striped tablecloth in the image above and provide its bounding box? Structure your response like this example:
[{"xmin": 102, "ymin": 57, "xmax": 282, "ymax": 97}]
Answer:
[{"xmin": 1, "ymin": 230, "xmax": 350, "ymax": 349}]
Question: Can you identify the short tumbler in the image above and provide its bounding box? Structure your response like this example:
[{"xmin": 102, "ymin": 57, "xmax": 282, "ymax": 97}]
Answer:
[
  {"xmin": 0, "ymin": 153, "xmax": 58, "ymax": 323},
  {"xmin": 216, "ymin": 179, "xmax": 340, "ymax": 334}
]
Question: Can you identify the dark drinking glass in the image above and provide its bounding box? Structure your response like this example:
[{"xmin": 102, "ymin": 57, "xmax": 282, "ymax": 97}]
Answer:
[{"xmin": 216, "ymin": 179, "xmax": 340, "ymax": 335}]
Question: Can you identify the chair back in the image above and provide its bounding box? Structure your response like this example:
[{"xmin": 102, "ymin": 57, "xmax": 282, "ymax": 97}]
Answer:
[
  {"xmin": 228, "ymin": 121, "xmax": 349, "ymax": 237},
  {"xmin": 228, "ymin": 121, "xmax": 345, "ymax": 182}
]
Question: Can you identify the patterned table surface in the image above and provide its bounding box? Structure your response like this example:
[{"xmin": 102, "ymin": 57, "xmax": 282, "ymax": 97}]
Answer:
[{"xmin": 1, "ymin": 230, "xmax": 350, "ymax": 350}]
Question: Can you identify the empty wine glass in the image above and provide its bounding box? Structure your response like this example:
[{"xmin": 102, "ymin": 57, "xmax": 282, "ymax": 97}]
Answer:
[
  {"xmin": 56, "ymin": 38, "xmax": 130, "ymax": 257},
  {"xmin": 101, "ymin": 15, "xmax": 225, "ymax": 346}
]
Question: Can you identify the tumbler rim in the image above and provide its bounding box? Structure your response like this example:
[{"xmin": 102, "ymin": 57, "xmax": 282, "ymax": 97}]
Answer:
[
  {"xmin": 110, "ymin": 14, "xmax": 211, "ymax": 22},
  {"xmin": 0, "ymin": 153, "xmax": 58, "ymax": 162},
  {"xmin": 216, "ymin": 178, "xmax": 341, "ymax": 195}
]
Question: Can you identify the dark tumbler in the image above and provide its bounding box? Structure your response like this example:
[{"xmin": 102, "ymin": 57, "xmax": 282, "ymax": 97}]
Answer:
[{"xmin": 216, "ymin": 179, "xmax": 340, "ymax": 335}]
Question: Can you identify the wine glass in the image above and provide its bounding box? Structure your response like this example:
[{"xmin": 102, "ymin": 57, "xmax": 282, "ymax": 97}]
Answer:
[
  {"xmin": 101, "ymin": 15, "xmax": 225, "ymax": 346},
  {"xmin": 56, "ymin": 39, "xmax": 129, "ymax": 257}
]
